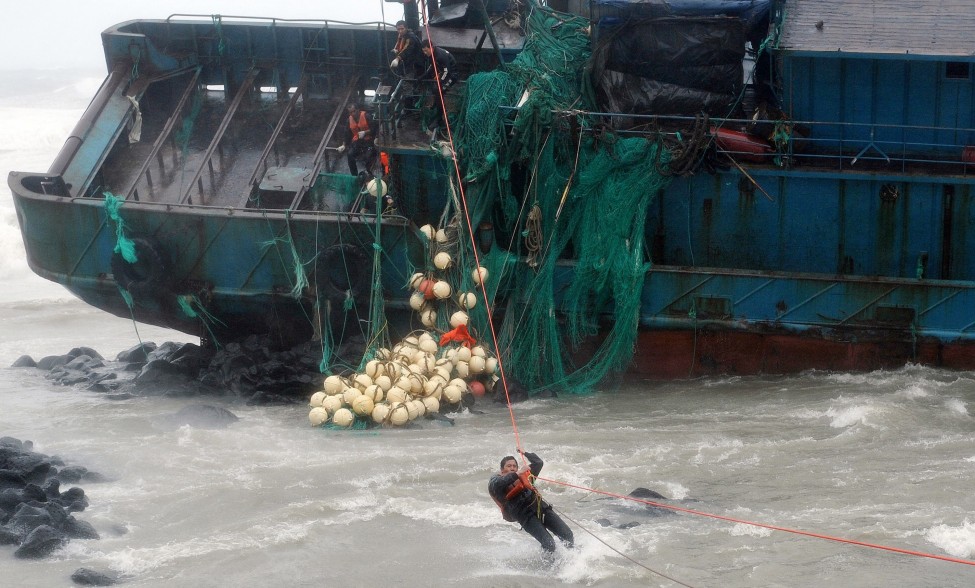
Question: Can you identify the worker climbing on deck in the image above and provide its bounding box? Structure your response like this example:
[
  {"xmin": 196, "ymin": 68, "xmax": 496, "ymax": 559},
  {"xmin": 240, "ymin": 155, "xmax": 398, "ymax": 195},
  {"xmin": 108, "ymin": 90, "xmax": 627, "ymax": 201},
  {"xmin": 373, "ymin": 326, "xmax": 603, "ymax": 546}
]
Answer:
[
  {"xmin": 390, "ymin": 20, "xmax": 424, "ymax": 80},
  {"xmin": 488, "ymin": 452, "xmax": 574, "ymax": 555},
  {"xmin": 420, "ymin": 42, "xmax": 458, "ymax": 138},
  {"xmin": 337, "ymin": 102, "xmax": 377, "ymax": 176}
]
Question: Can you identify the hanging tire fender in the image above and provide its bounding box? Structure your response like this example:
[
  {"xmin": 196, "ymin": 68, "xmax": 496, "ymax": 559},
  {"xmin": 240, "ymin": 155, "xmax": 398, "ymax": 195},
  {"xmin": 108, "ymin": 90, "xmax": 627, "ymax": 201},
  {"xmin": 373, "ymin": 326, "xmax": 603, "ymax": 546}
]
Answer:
[
  {"xmin": 110, "ymin": 236, "xmax": 172, "ymax": 298},
  {"xmin": 316, "ymin": 244, "xmax": 372, "ymax": 304}
]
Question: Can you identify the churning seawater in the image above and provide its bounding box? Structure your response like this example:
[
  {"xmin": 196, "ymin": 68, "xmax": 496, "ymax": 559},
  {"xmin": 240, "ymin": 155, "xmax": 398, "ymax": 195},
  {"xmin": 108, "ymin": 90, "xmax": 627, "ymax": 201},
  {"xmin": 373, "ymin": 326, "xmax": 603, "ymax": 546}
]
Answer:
[{"xmin": 3, "ymin": 71, "xmax": 975, "ymax": 588}]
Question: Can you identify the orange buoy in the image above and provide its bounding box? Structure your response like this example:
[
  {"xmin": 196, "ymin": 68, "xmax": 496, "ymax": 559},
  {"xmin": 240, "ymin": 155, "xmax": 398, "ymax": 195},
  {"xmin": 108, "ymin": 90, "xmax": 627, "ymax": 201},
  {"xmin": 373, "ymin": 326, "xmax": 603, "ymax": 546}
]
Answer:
[
  {"xmin": 470, "ymin": 380, "xmax": 486, "ymax": 397},
  {"xmin": 419, "ymin": 278, "xmax": 437, "ymax": 300}
]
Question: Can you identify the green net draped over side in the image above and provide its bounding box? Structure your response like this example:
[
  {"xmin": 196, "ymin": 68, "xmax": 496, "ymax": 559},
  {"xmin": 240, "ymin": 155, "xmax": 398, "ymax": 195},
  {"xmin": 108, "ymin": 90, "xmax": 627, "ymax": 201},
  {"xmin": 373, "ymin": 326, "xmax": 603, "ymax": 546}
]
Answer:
[{"xmin": 451, "ymin": 2, "xmax": 675, "ymax": 394}]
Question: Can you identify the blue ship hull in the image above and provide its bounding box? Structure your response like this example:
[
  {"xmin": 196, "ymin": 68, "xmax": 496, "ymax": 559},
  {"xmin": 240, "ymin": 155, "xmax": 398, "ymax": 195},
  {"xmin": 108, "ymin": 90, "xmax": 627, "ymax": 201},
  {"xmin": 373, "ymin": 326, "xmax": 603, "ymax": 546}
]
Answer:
[{"xmin": 11, "ymin": 1, "xmax": 975, "ymax": 380}]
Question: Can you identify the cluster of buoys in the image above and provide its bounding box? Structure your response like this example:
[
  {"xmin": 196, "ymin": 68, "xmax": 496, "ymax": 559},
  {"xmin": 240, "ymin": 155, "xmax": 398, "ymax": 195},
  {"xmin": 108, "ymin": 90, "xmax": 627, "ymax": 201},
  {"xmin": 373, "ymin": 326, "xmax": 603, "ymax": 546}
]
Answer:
[{"xmin": 307, "ymin": 223, "xmax": 496, "ymax": 428}]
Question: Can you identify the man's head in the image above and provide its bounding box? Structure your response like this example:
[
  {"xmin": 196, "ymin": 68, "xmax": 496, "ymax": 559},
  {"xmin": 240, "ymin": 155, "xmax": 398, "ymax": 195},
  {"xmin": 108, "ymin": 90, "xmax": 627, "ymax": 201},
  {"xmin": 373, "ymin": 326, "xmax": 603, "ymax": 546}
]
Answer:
[
  {"xmin": 347, "ymin": 103, "xmax": 358, "ymax": 114},
  {"xmin": 500, "ymin": 456, "xmax": 518, "ymax": 473},
  {"xmin": 421, "ymin": 44, "xmax": 432, "ymax": 56},
  {"xmin": 396, "ymin": 21, "xmax": 407, "ymax": 35}
]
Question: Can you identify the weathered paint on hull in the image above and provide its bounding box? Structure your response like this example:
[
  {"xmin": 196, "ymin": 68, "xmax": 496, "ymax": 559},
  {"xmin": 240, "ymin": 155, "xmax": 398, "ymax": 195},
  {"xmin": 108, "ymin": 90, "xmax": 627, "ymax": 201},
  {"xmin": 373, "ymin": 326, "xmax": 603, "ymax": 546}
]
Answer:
[{"xmin": 626, "ymin": 330, "xmax": 975, "ymax": 379}]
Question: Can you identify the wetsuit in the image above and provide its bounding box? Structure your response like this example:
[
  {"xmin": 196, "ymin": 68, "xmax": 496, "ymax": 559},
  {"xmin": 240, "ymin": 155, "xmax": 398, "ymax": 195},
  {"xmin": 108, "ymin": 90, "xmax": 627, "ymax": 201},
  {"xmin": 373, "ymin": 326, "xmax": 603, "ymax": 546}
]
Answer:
[{"xmin": 488, "ymin": 452, "xmax": 574, "ymax": 552}]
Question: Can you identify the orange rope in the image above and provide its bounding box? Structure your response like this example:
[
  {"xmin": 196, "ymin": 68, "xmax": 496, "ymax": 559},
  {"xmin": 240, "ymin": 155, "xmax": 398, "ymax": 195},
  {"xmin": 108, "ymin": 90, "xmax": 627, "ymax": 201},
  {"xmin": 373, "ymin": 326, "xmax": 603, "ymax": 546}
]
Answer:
[
  {"xmin": 418, "ymin": 1, "xmax": 524, "ymax": 456},
  {"xmin": 541, "ymin": 477, "xmax": 975, "ymax": 567},
  {"xmin": 418, "ymin": 2, "xmax": 971, "ymax": 572}
]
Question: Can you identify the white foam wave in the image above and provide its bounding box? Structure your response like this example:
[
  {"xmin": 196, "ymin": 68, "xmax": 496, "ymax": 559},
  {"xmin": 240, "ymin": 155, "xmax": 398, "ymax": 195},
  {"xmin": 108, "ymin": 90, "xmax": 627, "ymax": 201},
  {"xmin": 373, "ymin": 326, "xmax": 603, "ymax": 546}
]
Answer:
[
  {"xmin": 825, "ymin": 404, "xmax": 873, "ymax": 428},
  {"xmin": 925, "ymin": 519, "xmax": 975, "ymax": 558},
  {"xmin": 944, "ymin": 398, "xmax": 969, "ymax": 416},
  {"xmin": 729, "ymin": 522, "xmax": 773, "ymax": 538}
]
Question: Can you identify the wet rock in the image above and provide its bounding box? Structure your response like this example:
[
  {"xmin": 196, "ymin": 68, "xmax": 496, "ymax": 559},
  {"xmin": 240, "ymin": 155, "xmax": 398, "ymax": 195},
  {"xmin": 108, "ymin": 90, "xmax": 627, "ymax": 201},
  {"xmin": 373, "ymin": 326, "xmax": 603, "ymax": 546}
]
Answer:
[
  {"xmin": 0, "ymin": 470, "xmax": 27, "ymax": 490},
  {"xmin": 14, "ymin": 524, "xmax": 64, "ymax": 558},
  {"xmin": 629, "ymin": 487, "xmax": 668, "ymax": 500},
  {"xmin": 65, "ymin": 355, "xmax": 104, "ymax": 370},
  {"xmin": 116, "ymin": 342, "xmax": 156, "ymax": 363},
  {"xmin": 68, "ymin": 347, "xmax": 104, "ymax": 361},
  {"xmin": 36, "ymin": 354, "xmax": 72, "ymax": 370},
  {"xmin": 63, "ymin": 516, "xmax": 99, "ymax": 539},
  {"xmin": 10, "ymin": 355, "xmax": 36, "ymax": 368},
  {"xmin": 156, "ymin": 404, "xmax": 239, "ymax": 430},
  {"xmin": 0, "ymin": 527, "xmax": 19, "ymax": 545},
  {"xmin": 0, "ymin": 438, "xmax": 99, "ymax": 559},
  {"xmin": 71, "ymin": 568, "xmax": 119, "ymax": 586},
  {"xmin": 146, "ymin": 341, "xmax": 186, "ymax": 363},
  {"xmin": 58, "ymin": 466, "xmax": 105, "ymax": 484}
]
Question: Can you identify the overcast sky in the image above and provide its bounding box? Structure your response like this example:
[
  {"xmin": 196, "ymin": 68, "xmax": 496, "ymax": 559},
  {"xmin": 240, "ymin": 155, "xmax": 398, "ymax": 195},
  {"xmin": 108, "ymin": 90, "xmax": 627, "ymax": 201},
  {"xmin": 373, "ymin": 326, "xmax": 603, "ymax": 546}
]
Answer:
[{"xmin": 3, "ymin": 0, "xmax": 396, "ymax": 70}]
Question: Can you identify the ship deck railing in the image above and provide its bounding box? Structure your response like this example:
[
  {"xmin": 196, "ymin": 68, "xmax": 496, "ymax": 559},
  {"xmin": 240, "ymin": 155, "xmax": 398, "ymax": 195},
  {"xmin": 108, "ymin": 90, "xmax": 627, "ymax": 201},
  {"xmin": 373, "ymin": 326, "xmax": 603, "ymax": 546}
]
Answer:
[{"xmin": 498, "ymin": 107, "xmax": 975, "ymax": 178}]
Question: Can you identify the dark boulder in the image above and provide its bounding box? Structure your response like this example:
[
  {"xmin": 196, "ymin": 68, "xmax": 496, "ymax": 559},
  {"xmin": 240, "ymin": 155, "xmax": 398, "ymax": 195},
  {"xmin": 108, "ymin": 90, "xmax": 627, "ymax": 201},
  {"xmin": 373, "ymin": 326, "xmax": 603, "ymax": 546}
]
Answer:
[
  {"xmin": 68, "ymin": 347, "xmax": 104, "ymax": 360},
  {"xmin": 156, "ymin": 404, "xmax": 239, "ymax": 430},
  {"xmin": 71, "ymin": 568, "xmax": 119, "ymax": 586},
  {"xmin": 116, "ymin": 342, "xmax": 157, "ymax": 363},
  {"xmin": 10, "ymin": 355, "xmax": 36, "ymax": 368},
  {"xmin": 63, "ymin": 516, "xmax": 99, "ymax": 539},
  {"xmin": 0, "ymin": 470, "xmax": 26, "ymax": 491},
  {"xmin": 14, "ymin": 524, "xmax": 64, "ymax": 558},
  {"xmin": 36, "ymin": 355, "xmax": 73, "ymax": 370}
]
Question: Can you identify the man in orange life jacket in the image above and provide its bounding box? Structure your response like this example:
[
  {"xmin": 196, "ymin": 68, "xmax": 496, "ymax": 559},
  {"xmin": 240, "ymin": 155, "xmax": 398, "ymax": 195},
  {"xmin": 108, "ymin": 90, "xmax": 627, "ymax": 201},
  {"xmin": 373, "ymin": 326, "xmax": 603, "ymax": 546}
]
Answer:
[
  {"xmin": 337, "ymin": 102, "xmax": 377, "ymax": 176},
  {"xmin": 488, "ymin": 453, "xmax": 574, "ymax": 554}
]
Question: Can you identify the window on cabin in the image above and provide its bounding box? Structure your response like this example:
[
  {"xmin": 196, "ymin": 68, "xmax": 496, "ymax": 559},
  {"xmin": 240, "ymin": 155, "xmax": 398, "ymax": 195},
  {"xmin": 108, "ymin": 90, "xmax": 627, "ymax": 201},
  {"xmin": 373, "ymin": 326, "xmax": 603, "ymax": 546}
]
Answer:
[{"xmin": 946, "ymin": 62, "xmax": 970, "ymax": 79}]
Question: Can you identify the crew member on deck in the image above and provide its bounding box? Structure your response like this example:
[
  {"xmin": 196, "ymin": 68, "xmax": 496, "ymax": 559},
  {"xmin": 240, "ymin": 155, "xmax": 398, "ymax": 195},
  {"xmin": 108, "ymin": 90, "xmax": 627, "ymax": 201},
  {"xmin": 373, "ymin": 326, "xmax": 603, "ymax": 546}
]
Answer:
[
  {"xmin": 338, "ymin": 103, "xmax": 377, "ymax": 176},
  {"xmin": 390, "ymin": 20, "xmax": 423, "ymax": 79},
  {"xmin": 488, "ymin": 452, "xmax": 574, "ymax": 554},
  {"xmin": 420, "ymin": 43, "xmax": 458, "ymax": 136}
]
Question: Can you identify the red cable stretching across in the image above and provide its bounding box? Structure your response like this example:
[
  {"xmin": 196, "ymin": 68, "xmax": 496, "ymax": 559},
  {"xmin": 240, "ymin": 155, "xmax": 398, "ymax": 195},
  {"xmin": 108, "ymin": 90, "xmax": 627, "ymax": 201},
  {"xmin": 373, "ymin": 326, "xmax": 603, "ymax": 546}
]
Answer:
[
  {"xmin": 415, "ymin": 1, "xmax": 971, "ymax": 571},
  {"xmin": 540, "ymin": 476, "xmax": 975, "ymax": 567}
]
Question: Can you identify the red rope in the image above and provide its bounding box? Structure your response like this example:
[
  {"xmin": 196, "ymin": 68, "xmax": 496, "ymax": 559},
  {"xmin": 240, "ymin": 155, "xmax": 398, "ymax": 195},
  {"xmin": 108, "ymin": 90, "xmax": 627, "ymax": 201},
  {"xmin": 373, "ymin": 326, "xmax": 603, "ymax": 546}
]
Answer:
[
  {"xmin": 417, "ymin": 1, "xmax": 524, "ymax": 456},
  {"xmin": 414, "ymin": 2, "xmax": 971, "ymax": 572},
  {"xmin": 540, "ymin": 477, "xmax": 975, "ymax": 567}
]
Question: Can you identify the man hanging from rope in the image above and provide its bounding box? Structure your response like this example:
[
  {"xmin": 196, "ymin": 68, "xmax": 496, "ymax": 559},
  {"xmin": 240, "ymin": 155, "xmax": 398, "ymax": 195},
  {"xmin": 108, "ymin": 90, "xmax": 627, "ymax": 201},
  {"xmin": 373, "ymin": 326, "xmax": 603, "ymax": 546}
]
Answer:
[{"xmin": 488, "ymin": 452, "xmax": 574, "ymax": 555}]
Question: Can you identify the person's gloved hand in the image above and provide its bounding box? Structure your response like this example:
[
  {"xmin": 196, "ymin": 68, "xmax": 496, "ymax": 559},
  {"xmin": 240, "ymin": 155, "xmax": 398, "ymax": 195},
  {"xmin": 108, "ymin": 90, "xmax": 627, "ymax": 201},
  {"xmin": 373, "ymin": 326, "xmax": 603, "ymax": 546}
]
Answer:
[
  {"xmin": 336, "ymin": 144, "xmax": 346, "ymax": 153},
  {"xmin": 517, "ymin": 460, "xmax": 529, "ymax": 474},
  {"xmin": 439, "ymin": 69, "xmax": 449, "ymax": 81},
  {"xmin": 358, "ymin": 130, "xmax": 366, "ymax": 139},
  {"xmin": 390, "ymin": 58, "xmax": 400, "ymax": 69}
]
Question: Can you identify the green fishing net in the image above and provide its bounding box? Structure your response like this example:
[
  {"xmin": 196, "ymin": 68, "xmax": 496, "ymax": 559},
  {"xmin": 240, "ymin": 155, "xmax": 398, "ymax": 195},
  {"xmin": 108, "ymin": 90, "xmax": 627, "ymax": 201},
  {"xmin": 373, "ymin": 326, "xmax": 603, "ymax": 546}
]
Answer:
[{"xmin": 449, "ymin": 2, "xmax": 675, "ymax": 394}]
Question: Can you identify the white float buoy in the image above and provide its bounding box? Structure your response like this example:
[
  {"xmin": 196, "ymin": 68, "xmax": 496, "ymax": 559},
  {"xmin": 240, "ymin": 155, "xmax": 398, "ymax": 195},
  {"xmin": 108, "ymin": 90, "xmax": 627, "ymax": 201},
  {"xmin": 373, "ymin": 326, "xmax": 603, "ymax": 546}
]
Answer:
[
  {"xmin": 322, "ymin": 395, "xmax": 344, "ymax": 414},
  {"xmin": 433, "ymin": 252, "xmax": 452, "ymax": 270},
  {"xmin": 421, "ymin": 308, "xmax": 437, "ymax": 327},
  {"xmin": 455, "ymin": 347, "xmax": 472, "ymax": 363},
  {"xmin": 409, "ymin": 291, "xmax": 426, "ymax": 311},
  {"xmin": 309, "ymin": 407, "xmax": 329, "ymax": 426},
  {"xmin": 372, "ymin": 403, "xmax": 391, "ymax": 424},
  {"xmin": 386, "ymin": 386, "xmax": 408, "ymax": 404},
  {"xmin": 435, "ymin": 228, "xmax": 449, "ymax": 243},
  {"xmin": 449, "ymin": 311, "xmax": 469, "ymax": 328},
  {"xmin": 342, "ymin": 386, "xmax": 362, "ymax": 405},
  {"xmin": 374, "ymin": 374, "xmax": 392, "ymax": 392},
  {"xmin": 332, "ymin": 408, "xmax": 355, "ymax": 428},
  {"xmin": 442, "ymin": 384, "xmax": 462, "ymax": 404},
  {"xmin": 418, "ymin": 338, "xmax": 439, "ymax": 354},
  {"xmin": 471, "ymin": 345, "xmax": 487, "ymax": 358},
  {"xmin": 324, "ymin": 375, "xmax": 345, "ymax": 395},
  {"xmin": 419, "ymin": 225, "xmax": 435, "ymax": 240},
  {"xmin": 421, "ymin": 396, "xmax": 440, "ymax": 414},
  {"xmin": 433, "ymin": 280, "xmax": 452, "ymax": 300},
  {"xmin": 367, "ymin": 178, "xmax": 388, "ymax": 198},
  {"xmin": 472, "ymin": 266, "xmax": 488, "ymax": 285},
  {"xmin": 390, "ymin": 404, "xmax": 410, "ymax": 426},
  {"xmin": 352, "ymin": 395, "xmax": 375, "ymax": 416},
  {"xmin": 485, "ymin": 357, "xmax": 498, "ymax": 374},
  {"xmin": 353, "ymin": 373, "xmax": 373, "ymax": 391},
  {"xmin": 469, "ymin": 355, "xmax": 486, "ymax": 374},
  {"xmin": 458, "ymin": 292, "xmax": 477, "ymax": 309},
  {"xmin": 309, "ymin": 391, "xmax": 326, "ymax": 407},
  {"xmin": 409, "ymin": 272, "xmax": 426, "ymax": 289}
]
